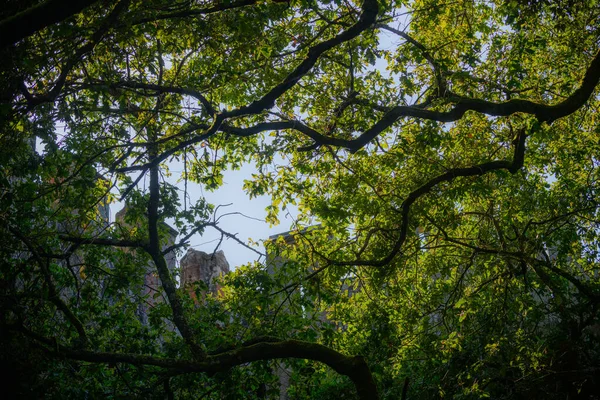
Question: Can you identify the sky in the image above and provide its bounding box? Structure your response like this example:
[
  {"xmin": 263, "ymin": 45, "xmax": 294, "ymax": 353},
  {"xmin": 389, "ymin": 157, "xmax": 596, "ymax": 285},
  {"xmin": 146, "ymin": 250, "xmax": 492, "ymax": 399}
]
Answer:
[
  {"xmin": 101, "ymin": 160, "xmax": 296, "ymax": 270},
  {"xmin": 167, "ymin": 161, "xmax": 298, "ymax": 269}
]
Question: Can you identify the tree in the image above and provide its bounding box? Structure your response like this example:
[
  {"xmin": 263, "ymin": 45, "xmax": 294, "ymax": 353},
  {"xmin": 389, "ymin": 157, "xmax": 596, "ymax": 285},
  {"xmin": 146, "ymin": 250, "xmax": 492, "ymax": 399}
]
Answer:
[{"xmin": 1, "ymin": 0, "xmax": 599, "ymax": 398}]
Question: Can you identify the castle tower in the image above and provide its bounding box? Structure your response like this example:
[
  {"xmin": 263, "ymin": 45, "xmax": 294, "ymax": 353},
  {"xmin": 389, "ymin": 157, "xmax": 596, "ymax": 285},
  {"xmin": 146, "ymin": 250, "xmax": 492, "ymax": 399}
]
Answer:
[{"xmin": 180, "ymin": 249, "xmax": 230, "ymax": 301}]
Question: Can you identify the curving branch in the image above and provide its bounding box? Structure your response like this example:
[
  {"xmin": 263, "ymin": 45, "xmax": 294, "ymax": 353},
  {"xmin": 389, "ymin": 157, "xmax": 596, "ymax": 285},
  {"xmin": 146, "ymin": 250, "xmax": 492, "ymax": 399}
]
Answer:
[
  {"xmin": 115, "ymin": 46, "xmax": 599, "ymax": 168},
  {"xmin": 311, "ymin": 128, "xmax": 528, "ymax": 269},
  {"xmin": 113, "ymin": 28, "xmax": 599, "ymax": 172},
  {"xmin": 343, "ymin": 49, "xmax": 600, "ymax": 151},
  {"xmin": 285, "ymin": 48, "xmax": 600, "ymax": 152},
  {"xmin": 113, "ymin": 118, "xmax": 353, "ymax": 173},
  {"xmin": 112, "ymin": 0, "xmax": 379, "ymax": 173},
  {"xmin": 221, "ymin": 0, "xmax": 379, "ymax": 118},
  {"xmin": 536, "ymin": 252, "xmax": 599, "ymax": 301},
  {"xmin": 106, "ymin": 81, "xmax": 217, "ymax": 116},
  {"xmin": 20, "ymin": 328, "xmax": 379, "ymax": 400},
  {"xmin": 422, "ymin": 229, "xmax": 600, "ymax": 302}
]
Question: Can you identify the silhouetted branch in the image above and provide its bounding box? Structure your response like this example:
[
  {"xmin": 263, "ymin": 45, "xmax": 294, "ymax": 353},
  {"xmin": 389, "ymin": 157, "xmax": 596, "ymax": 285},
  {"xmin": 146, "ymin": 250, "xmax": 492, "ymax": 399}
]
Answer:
[
  {"xmin": 18, "ymin": 327, "xmax": 379, "ymax": 400},
  {"xmin": 147, "ymin": 134, "xmax": 206, "ymax": 360},
  {"xmin": 0, "ymin": 0, "xmax": 101, "ymax": 48},
  {"xmin": 60, "ymin": 235, "xmax": 147, "ymax": 248}
]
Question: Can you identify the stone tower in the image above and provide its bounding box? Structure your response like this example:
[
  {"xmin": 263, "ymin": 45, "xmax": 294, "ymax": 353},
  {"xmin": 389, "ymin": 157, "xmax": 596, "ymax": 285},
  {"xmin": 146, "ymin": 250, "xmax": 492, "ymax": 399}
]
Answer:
[{"xmin": 180, "ymin": 249, "xmax": 230, "ymax": 300}]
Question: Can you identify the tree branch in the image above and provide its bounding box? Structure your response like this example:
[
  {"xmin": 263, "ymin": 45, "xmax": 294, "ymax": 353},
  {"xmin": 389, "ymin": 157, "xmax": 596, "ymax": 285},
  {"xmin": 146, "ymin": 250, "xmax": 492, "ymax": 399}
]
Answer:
[
  {"xmin": 328, "ymin": 128, "xmax": 528, "ymax": 267},
  {"xmin": 108, "ymin": 81, "xmax": 216, "ymax": 116},
  {"xmin": 59, "ymin": 235, "xmax": 147, "ymax": 248},
  {"xmin": 120, "ymin": 47, "xmax": 597, "ymax": 165},
  {"xmin": 0, "ymin": 0, "xmax": 101, "ymax": 48},
  {"xmin": 147, "ymin": 131, "xmax": 206, "ymax": 360},
  {"xmin": 377, "ymin": 24, "xmax": 446, "ymax": 95},
  {"xmin": 344, "ymin": 49, "xmax": 600, "ymax": 151},
  {"xmin": 21, "ymin": 328, "xmax": 379, "ymax": 400},
  {"xmin": 221, "ymin": 0, "xmax": 379, "ymax": 118}
]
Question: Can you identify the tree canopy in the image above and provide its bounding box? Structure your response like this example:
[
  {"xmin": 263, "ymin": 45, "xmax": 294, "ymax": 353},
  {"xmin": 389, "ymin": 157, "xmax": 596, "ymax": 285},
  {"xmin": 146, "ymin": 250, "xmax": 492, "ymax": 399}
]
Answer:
[{"xmin": 1, "ymin": 0, "xmax": 600, "ymax": 398}]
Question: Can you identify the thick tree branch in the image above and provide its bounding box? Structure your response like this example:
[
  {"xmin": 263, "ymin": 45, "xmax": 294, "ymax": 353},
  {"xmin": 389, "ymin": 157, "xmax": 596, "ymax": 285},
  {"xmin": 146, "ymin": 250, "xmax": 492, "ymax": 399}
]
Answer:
[
  {"xmin": 536, "ymin": 254, "xmax": 599, "ymax": 301},
  {"xmin": 108, "ymin": 81, "xmax": 216, "ymax": 116},
  {"xmin": 120, "ymin": 47, "xmax": 598, "ymax": 165},
  {"xmin": 0, "ymin": 0, "xmax": 101, "ymax": 48},
  {"xmin": 22, "ymin": 329, "xmax": 379, "ymax": 400},
  {"xmin": 120, "ymin": 44, "xmax": 598, "ymax": 165},
  {"xmin": 112, "ymin": 0, "xmax": 378, "ymax": 172},
  {"xmin": 206, "ymin": 340, "xmax": 378, "ymax": 400},
  {"xmin": 289, "ymin": 49, "xmax": 600, "ymax": 152},
  {"xmin": 344, "ymin": 49, "xmax": 600, "ymax": 151},
  {"xmin": 113, "ymin": 118, "xmax": 356, "ymax": 173}
]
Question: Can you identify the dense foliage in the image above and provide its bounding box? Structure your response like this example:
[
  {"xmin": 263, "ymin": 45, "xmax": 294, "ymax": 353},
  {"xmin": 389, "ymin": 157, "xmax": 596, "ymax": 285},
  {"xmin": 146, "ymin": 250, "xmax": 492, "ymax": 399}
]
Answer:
[{"xmin": 1, "ymin": 0, "xmax": 600, "ymax": 398}]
